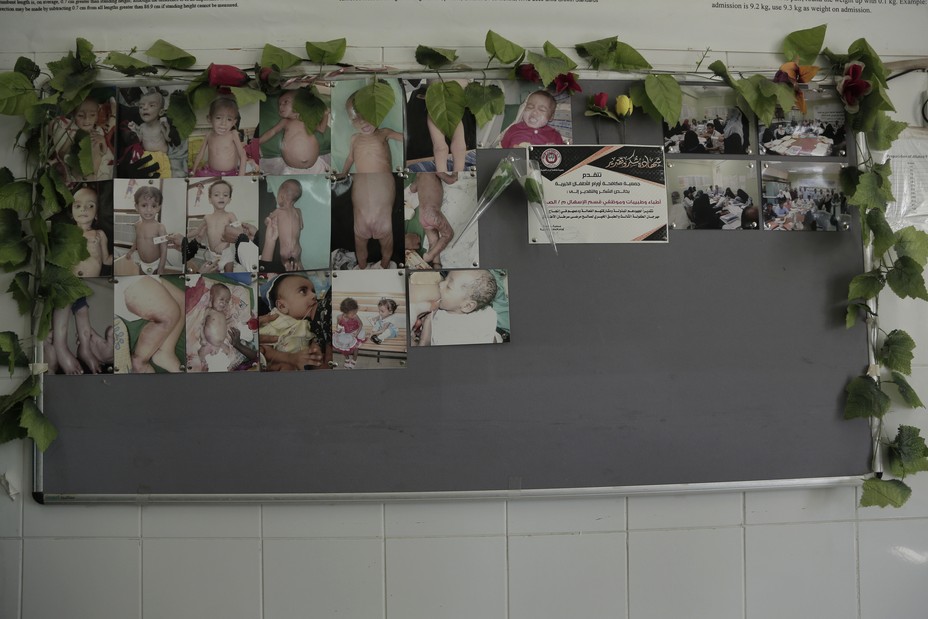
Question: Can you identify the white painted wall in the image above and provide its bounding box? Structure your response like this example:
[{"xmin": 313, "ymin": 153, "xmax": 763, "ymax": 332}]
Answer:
[{"xmin": 0, "ymin": 45, "xmax": 926, "ymax": 618}]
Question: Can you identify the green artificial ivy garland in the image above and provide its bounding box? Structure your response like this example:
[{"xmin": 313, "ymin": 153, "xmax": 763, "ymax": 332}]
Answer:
[{"xmin": 0, "ymin": 26, "xmax": 924, "ymax": 507}]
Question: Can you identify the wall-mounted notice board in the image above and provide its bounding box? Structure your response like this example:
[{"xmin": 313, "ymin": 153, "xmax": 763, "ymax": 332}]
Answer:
[{"xmin": 35, "ymin": 80, "xmax": 871, "ymax": 502}]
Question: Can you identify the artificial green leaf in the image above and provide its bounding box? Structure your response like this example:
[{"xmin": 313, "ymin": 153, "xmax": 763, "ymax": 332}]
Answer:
[
  {"xmin": 643, "ymin": 75, "xmax": 682, "ymax": 126},
  {"xmin": 75, "ymin": 133, "xmax": 94, "ymax": 177},
  {"xmin": 0, "ymin": 331, "xmax": 26, "ymax": 375},
  {"xmin": 39, "ymin": 264, "xmax": 92, "ymax": 311},
  {"xmin": 708, "ymin": 60, "xmax": 737, "ymax": 88},
  {"xmin": 839, "ymin": 166, "xmax": 860, "ymax": 196},
  {"xmin": 523, "ymin": 177, "xmax": 544, "ymax": 205},
  {"xmin": 895, "ymin": 227, "xmax": 928, "ymax": 266},
  {"xmin": 187, "ymin": 84, "xmax": 218, "ymax": 111},
  {"xmin": 629, "ymin": 80, "xmax": 662, "ymax": 124},
  {"xmin": 293, "ymin": 88, "xmax": 328, "ymax": 135},
  {"xmin": 305, "ymin": 39, "xmax": 347, "ymax": 65},
  {"xmin": 38, "ymin": 168, "xmax": 70, "ymax": 220},
  {"xmin": 485, "ymin": 30, "xmax": 524, "ymax": 65},
  {"xmin": 848, "ymin": 171, "xmax": 891, "ymax": 212},
  {"xmin": 865, "ymin": 112, "xmax": 907, "ymax": 151},
  {"xmin": 0, "ymin": 168, "xmax": 13, "ymax": 187},
  {"xmin": 524, "ymin": 50, "xmax": 570, "ymax": 90},
  {"xmin": 867, "ymin": 208, "xmax": 895, "ymax": 259},
  {"xmin": 860, "ymin": 478, "xmax": 911, "ymax": 508},
  {"xmin": 821, "ymin": 47, "xmax": 849, "ymax": 67},
  {"xmin": 145, "ymin": 40, "xmax": 196, "ymax": 70},
  {"xmin": 30, "ymin": 212, "xmax": 48, "ymax": 252},
  {"xmin": 845, "ymin": 301, "xmax": 874, "ymax": 329},
  {"xmin": 887, "ymin": 255, "xmax": 928, "ymax": 301},
  {"xmin": 415, "ymin": 45, "xmax": 458, "ymax": 70},
  {"xmin": 782, "ymin": 24, "xmax": 827, "ymax": 65},
  {"xmin": 261, "ymin": 44, "xmax": 302, "ymax": 71},
  {"xmin": 0, "ymin": 72, "xmax": 38, "ymax": 116},
  {"xmin": 738, "ymin": 75, "xmax": 785, "ymax": 126},
  {"xmin": 880, "ymin": 329, "xmax": 916, "ymax": 375},
  {"xmin": 464, "ymin": 82, "xmax": 505, "ymax": 128},
  {"xmin": 848, "ymin": 38, "xmax": 888, "ymax": 87},
  {"xmin": 228, "ymin": 86, "xmax": 266, "ymax": 109},
  {"xmin": 0, "ymin": 180, "xmax": 30, "ymax": 216},
  {"xmin": 351, "ymin": 80, "xmax": 395, "ymax": 128},
  {"xmin": 607, "ymin": 41, "xmax": 652, "ymax": 71},
  {"xmin": 848, "ymin": 270, "xmax": 884, "ymax": 300},
  {"xmin": 425, "ymin": 80, "xmax": 466, "ymax": 140},
  {"xmin": 166, "ymin": 91, "xmax": 196, "ymax": 140},
  {"xmin": 6, "ymin": 272, "xmax": 31, "ymax": 316},
  {"xmin": 0, "ymin": 374, "xmax": 39, "ymax": 417},
  {"xmin": 0, "ymin": 409, "xmax": 27, "ymax": 443},
  {"xmin": 46, "ymin": 51, "xmax": 98, "ymax": 101},
  {"xmin": 46, "ymin": 220, "xmax": 88, "ymax": 271},
  {"xmin": 852, "ymin": 83, "xmax": 895, "ymax": 133},
  {"xmin": 19, "ymin": 398, "xmax": 57, "ymax": 452},
  {"xmin": 103, "ymin": 51, "xmax": 156, "ymax": 77},
  {"xmin": 0, "ymin": 209, "xmax": 28, "ymax": 269},
  {"xmin": 576, "ymin": 36, "xmax": 616, "ymax": 69},
  {"xmin": 888, "ymin": 425, "xmax": 928, "ymax": 477},
  {"xmin": 75, "ymin": 37, "xmax": 95, "ymax": 67},
  {"xmin": 13, "ymin": 57, "xmax": 39, "ymax": 82},
  {"xmin": 36, "ymin": 305, "xmax": 51, "ymax": 342},
  {"xmin": 542, "ymin": 42, "xmax": 577, "ymax": 72},
  {"xmin": 844, "ymin": 375, "xmax": 891, "ymax": 419},
  {"xmin": 891, "ymin": 372, "xmax": 925, "ymax": 409}
]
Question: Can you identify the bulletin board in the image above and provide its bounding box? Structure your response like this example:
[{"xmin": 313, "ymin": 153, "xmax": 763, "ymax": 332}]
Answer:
[{"xmin": 33, "ymin": 79, "xmax": 872, "ymax": 501}]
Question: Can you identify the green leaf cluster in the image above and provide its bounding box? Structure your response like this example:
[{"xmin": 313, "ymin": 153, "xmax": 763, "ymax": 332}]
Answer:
[
  {"xmin": 627, "ymin": 76, "xmax": 682, "ymax": 126},
  {"xmin": 576, "ymin": 36, "xmax": 652, "ymax": 72},
  {"xmin": 351, "ymin": 79, "xmax": 396, "ymax": 129},
  {"xmin": 888, "ymin": 425, "xmax": 928, "ymax": 478},
  {"xmin": 0, "ymin": 376, "xmax": 56, "ymax": 451},
  {"xmin": 860, "ymin": 478, "xmax": 911, "ymax": 508},
  {"xmin": 305, "ymin": 39, "xmax": 347, "ymax": 66}
]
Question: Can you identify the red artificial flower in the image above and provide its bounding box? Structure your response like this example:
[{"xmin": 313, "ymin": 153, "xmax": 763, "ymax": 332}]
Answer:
[
  {"xmin": 591, "ymin": 92, "xmax": 608, "ymax": 109},
  {"xmin": 207, "ymin": 64, "xmax": 249, "ymax": 89},
  {"xmin": 836, "ymin": 61, "xmax": 872, "ymax": 114},
  {"xmin": 553, "ymin": 72, "xmax": 582, "ymax": 94},
  {"xmin": 516, "ymin": 63, "xmax": 541, "ymax": 83},
  {"xmin": 258, "ymin": 66, "xmax": 274, "ymax": 83},
  {"xmin": 247, "ymin": 317, "xmax": 259, "ymax": 331}
]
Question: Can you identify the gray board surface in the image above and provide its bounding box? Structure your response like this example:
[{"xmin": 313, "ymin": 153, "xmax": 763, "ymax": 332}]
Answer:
[{"xmin": 37, "ymin": 80, "xmax": 870, "ymax": 500}]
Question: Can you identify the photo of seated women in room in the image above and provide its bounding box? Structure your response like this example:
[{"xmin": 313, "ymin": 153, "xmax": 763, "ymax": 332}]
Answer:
[
  {"xmin": 665, "ymin": 159, "xmax": 760, "ymax": 231},
  {"xmin": 757, "ymin": 92, "xmax": 847, "ymax": 157},
  {"xmin": 663, "ymin": 86, "xmax": 750, "ymax": 155},
  {"xmin": 760, "ymin": 162, "xmax": 848, "ymax": 231}
]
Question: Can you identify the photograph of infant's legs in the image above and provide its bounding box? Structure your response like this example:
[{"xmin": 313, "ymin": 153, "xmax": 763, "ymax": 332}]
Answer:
[
  {"xmin": 113, "ymin": 274, "xmax": 186, "ymax": 374},
  {"xmin": 184, "ymin": 273, "xmax": 258, "ymax": 373},
  {"xmin": 330, "ymin": 172, "xmax": 405, "ymax": 271},
  {"xmin": 331, "ymin": 269, "xmax": 407, "ymax": 370},
  {"xmin": 402, "ymin": 78, "xmax": 477, "ymax": 180},
  {"xmin": 409, "ymin": 268, "xmax": 511, "ymax": 347},
  {"xmin": 258, "ymin": 176, "xmax": 331, "ymax": 273},
  {"xmin": 44, "ymin": 277, "xmax": 114, "ymax": 376},
  {"xmin": 403, "ymin": 172, "xmax": 479, "ymax": 270},
  {"xmin": 257, "ymin": 270, "xmax": 332, "ymax": 371}
]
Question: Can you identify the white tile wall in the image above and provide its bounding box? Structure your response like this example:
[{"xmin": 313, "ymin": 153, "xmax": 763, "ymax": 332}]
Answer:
[
  {"xmin": 0, "ymin": 38, "xmax": 927, "ymax": 619},
  {"xmin": 627, "ymin": 527, "xmax": 744, "ymax": 619}
]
